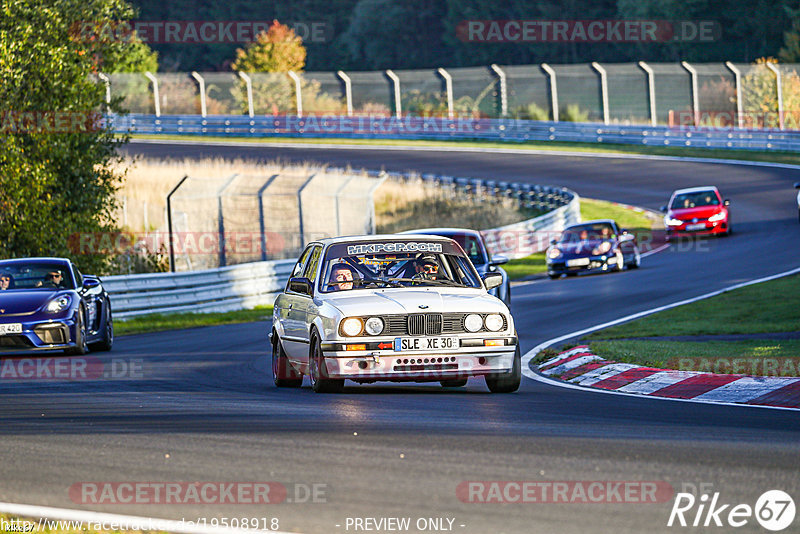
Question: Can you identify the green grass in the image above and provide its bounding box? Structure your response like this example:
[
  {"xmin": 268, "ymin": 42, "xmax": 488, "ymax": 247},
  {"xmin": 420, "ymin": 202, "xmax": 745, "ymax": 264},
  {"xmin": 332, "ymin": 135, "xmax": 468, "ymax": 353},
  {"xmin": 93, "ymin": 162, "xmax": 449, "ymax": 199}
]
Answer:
[
  {"xmin": 131, "ymin": 134, "xmax": 800, "ymax": 166},
  {"xmin": 588, "ymin": 339, "xmax": 800, "ymax": 377},
  {"xmin": 585, "ymin": 274, "xmax": 800, "ymax": 339},
  {"xmin": 504, "ymin": 197, "xmax": 657, "ymax": 280},
  {"xmin": 116, "ymin": 305, "xmax": 273, "ymax": 336}
]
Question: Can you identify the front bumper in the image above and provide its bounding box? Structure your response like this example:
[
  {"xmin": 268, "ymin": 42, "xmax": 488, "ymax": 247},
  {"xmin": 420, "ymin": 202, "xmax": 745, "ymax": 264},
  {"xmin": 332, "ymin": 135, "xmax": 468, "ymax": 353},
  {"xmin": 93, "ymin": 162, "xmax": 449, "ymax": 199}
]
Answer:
[
  {"xmin": 666, "ymin": 220, "xmax": 727, "ymax": 238},
  {"xmin": 547, "ymin": 254, "xmax": 620, "ymax": 275},
  {"xmin": 0, "ymin": 318, "xmax": 77, "ymax": 353},
  {"xmin": 319, "ymin": 336, "xmax": 517, "ymax": 382}
]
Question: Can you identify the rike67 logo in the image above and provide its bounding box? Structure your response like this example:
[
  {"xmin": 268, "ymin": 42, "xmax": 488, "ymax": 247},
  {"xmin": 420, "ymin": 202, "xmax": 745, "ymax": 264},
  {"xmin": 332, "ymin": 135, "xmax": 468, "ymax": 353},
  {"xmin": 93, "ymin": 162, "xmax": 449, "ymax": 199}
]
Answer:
[{"xmin": 668, "ymin": 490, "xmax": 795, "ymax": 531}]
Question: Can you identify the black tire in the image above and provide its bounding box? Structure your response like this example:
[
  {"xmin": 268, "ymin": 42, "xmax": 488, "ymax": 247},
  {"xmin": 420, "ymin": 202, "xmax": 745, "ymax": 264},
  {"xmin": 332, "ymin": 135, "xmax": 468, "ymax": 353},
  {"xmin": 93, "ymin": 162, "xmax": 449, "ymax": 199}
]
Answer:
[
  {"xmin": 90, "ymin": 303, "xmax": 113, "ymax": 351},
  {"xmin": 440, "ymin": 379, "xmax": 468, "ymax": 388},
  {"xmin": 309, "ymin": 334, "xmax": 344, "ymax": 393},
  {"xmin": 485, "ymin": 345, "xmax": 521, "ymax": 393},
  {"xmin": 548, "ymin": 273, "xmax": 560, "ymax": 280},
  {"xmin": 627, "ymin": 249, "xmax": 641, "ymax": 269},
  {"xmin": 272, "ymin": 332, "xmax": 302, "ymax": 388},
  {"xmin": 65, "ymin": 307, "xmax": 88, "ymax": 356}
]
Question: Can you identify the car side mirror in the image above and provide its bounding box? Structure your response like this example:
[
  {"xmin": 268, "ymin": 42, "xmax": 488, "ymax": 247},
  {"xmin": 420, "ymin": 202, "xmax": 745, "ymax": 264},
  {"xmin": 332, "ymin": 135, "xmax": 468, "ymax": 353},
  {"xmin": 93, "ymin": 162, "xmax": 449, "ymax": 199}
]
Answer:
[
  {"xmin": 489, "ymin": 254, "xmax": 509, "ymax": 266},
  {"xmin": 795, "ymin": 182, "xmax": 800, "ymax": 189},
  {"xmin": 620, "ymin": 234, "xmax": 635, "ymax": 242},
  {"xmin": 482, "ymin": 272, "xmax": 503, "ymax": 290},
  {"xmin": 82, "ymin": 278, "xmax": 100, "ymax": 289},
  {"xmin": 723, "ymin": 199, "xmax": 730, "ymax": 206},
  {"xmin": 288, "ymin": 277, "xmax": 313, "ymax": 296},
  {"xmin": 660, "ymin": 205, "xmax": 668, "ymax": 213},
  {"xmin": 550, "ymin": 238, "xmax": 557, "ymax": 246}
]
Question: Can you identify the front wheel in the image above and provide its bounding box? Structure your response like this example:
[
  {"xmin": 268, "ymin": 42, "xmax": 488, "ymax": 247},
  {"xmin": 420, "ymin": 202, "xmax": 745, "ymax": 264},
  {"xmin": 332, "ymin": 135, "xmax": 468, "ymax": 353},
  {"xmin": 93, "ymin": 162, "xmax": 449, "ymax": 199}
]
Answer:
[
  {"xmin": 627, "ymin": 249, "xmax": 641, "ymax": 269},
  {"xmin": 485, "ymin": 346, "xmax": 521, "ymax": 393},
  {"xmin": 272, "ymin": 333, "xmax": 302, "ymax": 388},
  {"xmin": 65, "ymin": 308, "xmax": 88, "ymax": 355},
  {"xmin": 309, "ymin": 334, "xmax": 344, "ymax": 393},
  {"xmin": 90, "ymin": 303, "xmax": 113, "ymax": 351}
]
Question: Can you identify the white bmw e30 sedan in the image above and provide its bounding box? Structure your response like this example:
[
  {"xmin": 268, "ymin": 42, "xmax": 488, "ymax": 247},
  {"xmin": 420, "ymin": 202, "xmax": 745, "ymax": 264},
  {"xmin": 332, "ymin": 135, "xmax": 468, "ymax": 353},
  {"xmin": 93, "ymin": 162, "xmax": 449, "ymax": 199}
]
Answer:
[{"xmin": 270, "ymin": 235, "xmax": 520, "ymax": 393}]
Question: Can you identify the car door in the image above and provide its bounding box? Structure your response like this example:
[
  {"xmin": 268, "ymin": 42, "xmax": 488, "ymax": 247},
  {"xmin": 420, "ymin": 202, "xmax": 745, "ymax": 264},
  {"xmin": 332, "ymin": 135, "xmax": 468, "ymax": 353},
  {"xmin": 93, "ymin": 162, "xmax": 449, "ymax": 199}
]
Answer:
[
  {"xmin": 293, "ymin": 244, "xmax": 323, "ymax": 368},
  {"xmin": 277, "ymin": 246, "xmax": 313, "ymax": 360}
]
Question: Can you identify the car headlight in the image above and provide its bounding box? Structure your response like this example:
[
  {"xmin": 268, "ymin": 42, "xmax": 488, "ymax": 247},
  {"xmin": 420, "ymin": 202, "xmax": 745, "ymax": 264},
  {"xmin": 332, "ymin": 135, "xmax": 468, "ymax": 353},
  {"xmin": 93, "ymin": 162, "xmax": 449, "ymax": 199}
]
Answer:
[
  {"xmin": 464, "ymin": 314, "xmax": 483, "ymax": 333},
  {"xmin": 484, "ymin": 314, "xmax": 504, "ymax": 332},
  {"xmin": 592, "ymin": 241, "xmax": 612, "ymax": 255},
  {"xmin": 364, "ymin": 317, "xmax": 384, "ymax": 336},
  {"xmin": 547, "ymin": 247, "xmax": 562, "ymax": 260},
  {"xmin": 341, "ymin": 317, "xmax": 364, "ymax": 337},
  {"xmin": 708, "ymin": 211, "xmax": 726, "ymax": 222},
  {"xmin": 45, "ymin": 295, "xmax": 71, "ymax": 314},
  {"xmin": 665, "ymin": 217, "xmax": 684, "ymax": 226}
]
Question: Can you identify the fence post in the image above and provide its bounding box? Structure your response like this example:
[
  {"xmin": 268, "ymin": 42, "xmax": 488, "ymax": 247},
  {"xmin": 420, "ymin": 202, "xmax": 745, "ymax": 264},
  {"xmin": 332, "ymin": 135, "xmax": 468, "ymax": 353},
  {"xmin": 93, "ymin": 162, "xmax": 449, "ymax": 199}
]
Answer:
[
  {"xmin": 681, "ymin": 61, "xmax": 699, "ymax": 126},
  {"xmin": 334, "ymin": 175, "xmax": 356, "ymax": 236},
  {"xmin": 591, "ymin": 62, "xmax": 609, "ymax": 125},
  {"xmin": 288, "ymin": 70, "xmax": 303, "ymax": 117},
  {"xmin": 437, "ymin": 68, "xmax": 455, "ymax": 119},
  {"xmin": 368, "ymin": 173, "xmax": 388, "ymax": 235},
  {"xmin": 98, "ymin": 73, "xmax": 111, "ymax": 113},
  {"xmin": 638, "ymin": 61, "xmax": 656, "ymax": 127},
  {"xmin": 765, "ymin": 63, "xmax": 785, "ymax": 130},
  {"xmin": 191, "ymin": 72, "xmax": 207, "ymax": 117},
  {"xmin": 490, "ymin": 64, "xmax": 507, "ymax": 118},
  {"xmin": 725, "ymin": 62, "xmax": 743, "ymax": 129},
  {"xmin": 337, "ymin": 70, "xmax": 354, "ymax": 116},
  {"xmin": 144, "ymin": 72, "xmax": 160, "ymax": 117},
  {"xmin": 216, "ymin": 174, "xmax": 239, "ymax": 267},
  {"xmin": 385, "ymin": 69, "xmax": 402, "ymax": 119},
  {"xmin": 541, "ymin": 63, "xmax": 558, "ymax": 122},
  {"xmin": 166, "ymin": 175, "xmax": 189, "ymax": 272},
  {"xmin": 257, "ymin": 174, "xmax": 280, "ymax": 261},
  {"xmin": 237, "ymin": 72, "xmax": 254, "ymax": 117},
  {"xmin": 297, "ymin": 174, "xmax": 316, "ymax": 248}
]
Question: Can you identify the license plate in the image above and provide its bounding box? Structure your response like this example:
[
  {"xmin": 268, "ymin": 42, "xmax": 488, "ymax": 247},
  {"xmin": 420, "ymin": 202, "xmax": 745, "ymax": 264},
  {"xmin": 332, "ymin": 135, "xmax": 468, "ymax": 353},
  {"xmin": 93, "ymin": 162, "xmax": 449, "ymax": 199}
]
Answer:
[
  {"xmin": 0, "ymin": 323, "xmax": 22, "ymax": 335},
  {"xmin": 393, "ymin": 336, "xmax": 458, "ymax": 352},
  {"xmin": 567, "ymin": 258, "xmax": 590, "ymax": 267},
  {"xmin": 686, "ymin": 223, "xmax": 706, "ymax": 231}
]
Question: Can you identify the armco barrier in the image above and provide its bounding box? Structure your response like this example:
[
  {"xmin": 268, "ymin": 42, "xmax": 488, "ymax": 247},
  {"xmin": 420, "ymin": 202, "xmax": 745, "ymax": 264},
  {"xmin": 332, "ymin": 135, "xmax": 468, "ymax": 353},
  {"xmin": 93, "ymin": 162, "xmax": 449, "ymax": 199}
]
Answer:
[
  {"xmin": 105, "ymin": 170, "xmax": 578, "ymax": 318},
  {"xmin": 113, "ymin": 114, "xmax": 800, "ymax": 152}
]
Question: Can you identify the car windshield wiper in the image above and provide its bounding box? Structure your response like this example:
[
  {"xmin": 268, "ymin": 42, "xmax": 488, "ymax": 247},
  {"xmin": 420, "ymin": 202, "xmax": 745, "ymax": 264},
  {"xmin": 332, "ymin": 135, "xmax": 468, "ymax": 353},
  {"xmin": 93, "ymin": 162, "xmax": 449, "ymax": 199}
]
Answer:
[
  {"xmin": 387, "ymin": 277, "xmax": 465, "ymax": 287},
  {"xmin": 355, "ymin": 277, "xmax": 405, "ymax": 288}
]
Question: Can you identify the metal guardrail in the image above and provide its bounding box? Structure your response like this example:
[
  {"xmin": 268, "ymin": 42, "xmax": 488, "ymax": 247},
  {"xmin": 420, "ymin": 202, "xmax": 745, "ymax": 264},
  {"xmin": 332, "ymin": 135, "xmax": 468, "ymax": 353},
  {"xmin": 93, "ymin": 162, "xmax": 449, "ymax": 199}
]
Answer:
[
  {"xmin": 105, "ymin": 170, "xmax": 578, "ymax": 318},
  {"xmin": 113, "ymin": 113, "xmax": 800, "ymax": 152}
]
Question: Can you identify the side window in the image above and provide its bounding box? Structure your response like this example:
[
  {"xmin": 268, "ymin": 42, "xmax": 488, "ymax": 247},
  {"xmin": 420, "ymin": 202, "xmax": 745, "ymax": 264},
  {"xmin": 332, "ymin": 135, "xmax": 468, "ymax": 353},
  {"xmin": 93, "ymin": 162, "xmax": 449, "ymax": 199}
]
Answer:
[
  {"xmin": 291, "ymin": 246, "xmax": 313, "ymax": 279},
  {"xmin": 73, "ymin": 267, "xmax": 83, "ymax": 287},
  {"xmin": 302, "ymin": 246, "xmax": 322, "ymax": 283}
]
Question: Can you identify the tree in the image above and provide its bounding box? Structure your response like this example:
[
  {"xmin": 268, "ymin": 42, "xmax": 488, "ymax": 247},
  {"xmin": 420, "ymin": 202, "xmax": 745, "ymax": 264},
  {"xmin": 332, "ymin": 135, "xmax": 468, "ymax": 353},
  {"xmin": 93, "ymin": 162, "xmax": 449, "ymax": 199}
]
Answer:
[
  {"xmin": 0, "ymin": 0, "xmax": 157, "ymax": 273},
  {"xmin": 232, "ymin": 20, "xmax": 306, "ymax": 73}
]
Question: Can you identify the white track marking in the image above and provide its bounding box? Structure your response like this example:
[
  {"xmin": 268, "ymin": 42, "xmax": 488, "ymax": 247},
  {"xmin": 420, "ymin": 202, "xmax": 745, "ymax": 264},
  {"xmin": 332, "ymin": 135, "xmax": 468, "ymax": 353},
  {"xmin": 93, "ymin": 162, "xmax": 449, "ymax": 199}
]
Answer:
[
  {"xmin": 522, "ymin": 266, "xmax": 800, "ymax": 410},
  {"xmin": 693, "ymin": 377, "xmax": 800, "ymax": 403},
  {"xmin": 617, "ymin": 370, "xmax": 702, "ymax": 395},
  {"xmin": 569, "ymin": 363, "xmax": 641, "ymax": 386},
  {"xmin": 0, "ymin": 502, "xmax": 286, "ymax": 534}
]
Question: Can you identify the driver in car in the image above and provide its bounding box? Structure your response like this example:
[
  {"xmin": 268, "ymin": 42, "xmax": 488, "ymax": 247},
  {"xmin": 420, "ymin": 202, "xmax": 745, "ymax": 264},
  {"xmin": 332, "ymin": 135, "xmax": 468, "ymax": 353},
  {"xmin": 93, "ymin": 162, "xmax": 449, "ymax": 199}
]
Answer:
[
  {"xmin": 328, "ymin": 263, "xmax": 358, "ymax": 291},
  {"xmin": 0, "ymin": 273, "xmax": 13, "ymax": 290},
  {"xmin": 414, "ymin": 255, "xmax": 440, "ymax": 280},
  {"xmin": 36, "ymin": 271, "xmax": 63, "ymax": 288}
]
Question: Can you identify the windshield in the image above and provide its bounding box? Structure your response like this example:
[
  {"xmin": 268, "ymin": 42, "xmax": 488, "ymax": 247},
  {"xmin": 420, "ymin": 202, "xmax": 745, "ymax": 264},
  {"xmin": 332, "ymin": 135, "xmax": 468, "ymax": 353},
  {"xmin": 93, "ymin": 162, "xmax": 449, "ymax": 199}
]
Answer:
[
  {"xmin": 321, "ymin": 241, "xmax": 481, "ymax": 293},
  {"xmin": 671, "ymin": 191, "xmax": 720, "ymax": 209},
  {"xmin": 0, "ymin": 262, "xmax": 74, "ymax": 291},
  {"xmin": 559, "ymin": 223, "xmax": 616, "ymax": 243}
]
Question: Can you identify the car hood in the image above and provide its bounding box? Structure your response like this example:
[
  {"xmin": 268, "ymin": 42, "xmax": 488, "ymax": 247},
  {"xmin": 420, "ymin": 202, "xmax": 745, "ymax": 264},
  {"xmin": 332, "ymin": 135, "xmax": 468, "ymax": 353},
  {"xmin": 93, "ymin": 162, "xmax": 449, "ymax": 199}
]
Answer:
[
  {"xmin": 0, "ymin": 290, "xmax": 67, "ymax": 315},
  {"xmin": 669, "ymin": 206, "xmax": 723, "ymax": 219},
  {"xmin": 324, "ymin": 288, "xmax": 508, "ymax": 316}
]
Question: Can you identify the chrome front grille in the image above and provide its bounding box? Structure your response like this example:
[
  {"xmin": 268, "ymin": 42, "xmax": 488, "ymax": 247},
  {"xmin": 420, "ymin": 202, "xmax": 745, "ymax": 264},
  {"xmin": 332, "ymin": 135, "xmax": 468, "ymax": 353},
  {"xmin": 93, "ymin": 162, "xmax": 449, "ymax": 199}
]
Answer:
[
  {"xmin": 375, "ymin": 313, "xmax": 504, "ymax": 336},
  {"xmin": 407, "ymin": 314, "xmax": 425, "ymax": 335},
  {"xmin": 425, "ymin": 314, "xmax": 442, "ymax": 335}
]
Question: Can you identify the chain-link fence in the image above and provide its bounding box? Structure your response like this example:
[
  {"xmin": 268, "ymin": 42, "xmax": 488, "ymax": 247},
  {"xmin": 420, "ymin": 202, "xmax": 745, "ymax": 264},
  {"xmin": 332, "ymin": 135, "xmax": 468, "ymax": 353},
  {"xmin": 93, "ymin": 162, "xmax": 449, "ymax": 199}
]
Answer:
[
  {"xmin": 105, "ymin": 62, "xmax": 800, "ymax": 128},
  {"xmin": 149, "ymin": 169, "xmax": 383, "ymax": 272}
]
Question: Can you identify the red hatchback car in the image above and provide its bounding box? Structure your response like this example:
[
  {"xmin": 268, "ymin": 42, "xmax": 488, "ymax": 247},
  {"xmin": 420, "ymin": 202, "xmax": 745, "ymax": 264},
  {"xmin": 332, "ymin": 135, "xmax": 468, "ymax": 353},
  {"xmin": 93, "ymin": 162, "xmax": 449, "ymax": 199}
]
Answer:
[{"xmin": 661, "ymin": 186, "xmax": 731, "ymax": 239}]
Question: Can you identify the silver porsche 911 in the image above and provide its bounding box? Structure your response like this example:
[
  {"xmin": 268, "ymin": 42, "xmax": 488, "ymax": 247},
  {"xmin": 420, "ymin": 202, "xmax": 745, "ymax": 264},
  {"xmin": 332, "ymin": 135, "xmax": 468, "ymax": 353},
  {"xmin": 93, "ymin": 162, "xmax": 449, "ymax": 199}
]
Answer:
[{"xmin": 270, "ymin": 235, "xmax": 520, "ymax": 393}]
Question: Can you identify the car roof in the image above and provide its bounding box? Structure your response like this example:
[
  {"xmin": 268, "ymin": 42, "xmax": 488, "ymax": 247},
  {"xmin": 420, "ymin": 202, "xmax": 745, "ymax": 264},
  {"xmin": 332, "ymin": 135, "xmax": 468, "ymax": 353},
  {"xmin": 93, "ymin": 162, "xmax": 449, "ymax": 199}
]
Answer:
[
  {"xmin": 314, "ymin": 234, "xmax": 457, "ymax": 246},
  {"xmin": 566, "ymin": 219, "xmax": 617, "ymax": 229},
  {"xmin": 399, "ymin": 228, "xmax": 482, "ymax": 238},
  {"xmin": 0, "ymin": 257, "xmax": 70, "ymax": 265},
  {"xmin": 671, "ymin": 186, "xmax": 719, "ymax": 196}
]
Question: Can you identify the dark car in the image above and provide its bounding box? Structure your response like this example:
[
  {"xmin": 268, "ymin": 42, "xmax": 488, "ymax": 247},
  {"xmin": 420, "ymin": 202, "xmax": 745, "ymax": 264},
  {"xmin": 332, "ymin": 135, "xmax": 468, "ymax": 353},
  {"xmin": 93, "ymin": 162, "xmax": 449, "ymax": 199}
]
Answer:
[
  {"xmin": 545, "ymin": 220, "xmax": 640, "ymax": 279},
  {"xmin": 0, "ymin": 258, "xmax": 113, "ymax": 354},
  {"xmin": 401, "ymin": 228, "xmax": 511, "ymax": 306}
]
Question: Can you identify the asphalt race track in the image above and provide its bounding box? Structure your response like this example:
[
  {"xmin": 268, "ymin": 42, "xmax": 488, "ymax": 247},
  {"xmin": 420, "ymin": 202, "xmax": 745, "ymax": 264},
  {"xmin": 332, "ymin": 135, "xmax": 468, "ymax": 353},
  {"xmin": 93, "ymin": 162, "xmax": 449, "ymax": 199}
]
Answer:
[{"xmin": 1, "ymin": 140, "xmax": 799, "ymax": 533}]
